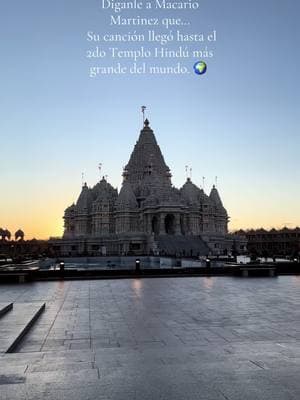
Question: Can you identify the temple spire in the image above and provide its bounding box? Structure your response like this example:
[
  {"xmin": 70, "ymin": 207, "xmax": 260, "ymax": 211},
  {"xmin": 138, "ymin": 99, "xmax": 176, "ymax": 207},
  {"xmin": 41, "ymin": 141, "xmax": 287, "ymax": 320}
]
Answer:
[
  {"xmin": 141, "ymin": 105, "xmax": 146, "ymax": 125},
  {"xmin": 125, "ymin": 118, "xmax": 171, "ymax": 190}
]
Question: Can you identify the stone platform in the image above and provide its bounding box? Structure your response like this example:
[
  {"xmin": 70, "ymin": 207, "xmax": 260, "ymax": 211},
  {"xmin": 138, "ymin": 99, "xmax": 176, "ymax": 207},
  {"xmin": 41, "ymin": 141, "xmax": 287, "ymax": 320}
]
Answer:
[{"xmin": 0, "ymin": 276, "xmax": 300, "ymax": 399}]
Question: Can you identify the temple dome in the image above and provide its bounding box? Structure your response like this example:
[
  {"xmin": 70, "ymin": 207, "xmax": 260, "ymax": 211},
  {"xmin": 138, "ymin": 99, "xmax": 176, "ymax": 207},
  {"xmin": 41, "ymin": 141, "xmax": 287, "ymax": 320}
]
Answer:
[
  {"xmin": 116, "ymin": 181, "xmax": 138, "ymax": 209},
  {"xmin": 209, "ymin": 185, "xmax": 227, "ymax": 214},
  {"xmin": 64, "ymin": 203, "xmax": 76, "ymax": 215},
  {"xmin": 180, "ymin": 178, "xmax": 201, "ymax": 205},
  {"xmin": 76, "ymin": 183, "xmax": 93, "ymax": 213},
  {"xmin": 92, "ymin": 177, "xmax": 117, "ymax": 202},
  {"xmin": 209, "ymin": 185, "xmax": 223, "ymax": 206}
]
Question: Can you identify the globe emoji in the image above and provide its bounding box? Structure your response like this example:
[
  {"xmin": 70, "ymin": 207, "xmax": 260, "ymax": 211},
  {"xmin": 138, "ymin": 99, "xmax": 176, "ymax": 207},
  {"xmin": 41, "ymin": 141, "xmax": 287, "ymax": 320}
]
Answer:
[{"xmin": 193, "ymin": 61, "xmax": 207, "ymax": 75}]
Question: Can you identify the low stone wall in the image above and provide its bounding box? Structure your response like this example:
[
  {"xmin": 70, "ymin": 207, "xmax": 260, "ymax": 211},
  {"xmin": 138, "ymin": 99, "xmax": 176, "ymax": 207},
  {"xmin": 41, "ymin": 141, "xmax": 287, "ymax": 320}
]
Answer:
[
  {"xmin": 39, "ymin": 256, "xmax": 229, "ymax": 270},
  {"xmin": 40, "ymin": 256, "xmax": 166, "ymax": 270}
]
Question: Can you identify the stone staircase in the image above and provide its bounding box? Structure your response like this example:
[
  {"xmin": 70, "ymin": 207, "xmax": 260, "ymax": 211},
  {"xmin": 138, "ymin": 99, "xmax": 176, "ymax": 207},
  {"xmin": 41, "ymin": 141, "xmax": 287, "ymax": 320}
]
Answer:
[
  {"xmin": 0, "ymin": 302, "xmax": 45, "ymax": 353},
  {"xmin": 156, "ymin": 235, "xmax": 210, "ymax": 257},
  {"xmin": 0, "ymin": 302, "xmax": 13, "ymax": 318}
]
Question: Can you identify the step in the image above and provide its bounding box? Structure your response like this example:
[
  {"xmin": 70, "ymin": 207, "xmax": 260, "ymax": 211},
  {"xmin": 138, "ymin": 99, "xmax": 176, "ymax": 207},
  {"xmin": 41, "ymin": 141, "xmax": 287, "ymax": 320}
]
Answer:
[
  {"xmin": 0, "ymin": 302, "xmax": 45, "ymax": 354},
  {"xmin": 0, "ymin": 303, "xmax": 13, "ymax": 318},
  {"xmin": 157, "ymin": 235, "xmax": 210, "ymax": 256}
]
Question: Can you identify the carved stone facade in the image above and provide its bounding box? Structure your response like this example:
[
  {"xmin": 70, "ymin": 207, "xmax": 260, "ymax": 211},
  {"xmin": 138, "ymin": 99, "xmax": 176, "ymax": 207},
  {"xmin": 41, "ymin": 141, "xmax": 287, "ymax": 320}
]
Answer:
[{"xmin": 54, "ymin": 119, "xmax": 240, "ymax": 256}]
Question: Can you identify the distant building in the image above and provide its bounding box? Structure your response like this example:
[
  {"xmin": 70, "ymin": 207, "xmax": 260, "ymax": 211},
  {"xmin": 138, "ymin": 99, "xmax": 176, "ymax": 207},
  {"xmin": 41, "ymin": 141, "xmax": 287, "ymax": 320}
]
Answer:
[
  {"xmin": 236, "ymin": 227, "xmax": 300, "ymax": 257},
  {"xmin": 51, "ymin": 119, "xmax": 245, "ymax": 256}
]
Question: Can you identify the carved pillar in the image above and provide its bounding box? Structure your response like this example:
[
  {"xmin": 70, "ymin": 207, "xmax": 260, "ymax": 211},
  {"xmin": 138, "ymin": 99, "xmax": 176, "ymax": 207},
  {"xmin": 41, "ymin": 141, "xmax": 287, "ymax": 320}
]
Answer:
[
  {"xmin": 183, "ymin": 215, "xmax": 189, "ymax": 235},
  {"xmin": 147, "ymin": 214, "xmax": 152, "ymax": 234},
  {"xmin": 159, "ymin": 213, "xmax": 165, "ymax": 234},
  {"xmin": 175, "ymin": 214, "xmax": 181, "ymax": 235}
]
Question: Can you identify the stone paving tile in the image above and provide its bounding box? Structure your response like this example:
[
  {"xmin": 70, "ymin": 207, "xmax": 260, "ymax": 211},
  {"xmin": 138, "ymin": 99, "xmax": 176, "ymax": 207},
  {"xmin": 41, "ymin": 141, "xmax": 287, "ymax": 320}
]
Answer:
[
  {"xmin": 0, "ymin": 277, "xmax": 299, "ymax": 399},
  {"xmin": 27, "ymin": 360, "xmax": 95, "ymax": 373},
  {"xmin": 24, "ymin": 368, "xmax": 100, "ymax": 386},
  {"xmin": 0, "ymin": 384, "xmax": 28, "ymax": 400},
  {"xmin": 212, "ymin": 373, "xmax": 298, "ymax": 400},
  {"xmin": 0, "ymin": 364, "xmax": 28, "ymax": 376},
  {"xmin": 42, "ymin": 349, "xmax": 95, "ymax": 362}
]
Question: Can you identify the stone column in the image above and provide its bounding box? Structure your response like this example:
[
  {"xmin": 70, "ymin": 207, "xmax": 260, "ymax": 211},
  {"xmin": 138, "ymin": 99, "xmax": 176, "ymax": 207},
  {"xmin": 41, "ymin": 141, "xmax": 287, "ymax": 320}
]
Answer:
[
  {"xmin": 147, "ymin": 214, "xmax": 152, "ymax": 234},
  {"xmin": 183, "ymin": 215, "xmax": 189, "ymax": 235},
  {"xmin": 123, "ymin": 242, "xmax": 130, "ymax": 255},
  {"xmin": 175, "ymin": 214, "xmax": 181, "ymax": 235},
  {"xmin": 159, "ymin": 214, "xmax": 165, "ymax": 235}
]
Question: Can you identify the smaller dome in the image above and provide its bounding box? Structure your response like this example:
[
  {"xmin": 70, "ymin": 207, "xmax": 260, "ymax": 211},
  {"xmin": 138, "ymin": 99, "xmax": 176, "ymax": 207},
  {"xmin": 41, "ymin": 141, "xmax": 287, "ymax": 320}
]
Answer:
[
  {"xmin": 64, "ymin": 203, "xmax": 76, "ymax": 215},
  {"xmin": 209, "ymin": 185, "xmax": 223, "ymax": 205},
  {"xmin": 93, "ymin": 177, "xmax": 118, "ymax": 202},
  {"xmin": 180, "ymin": 178, "xmax": 201, "ymax": 205},
  {"xmin": 76, "ymin": 183, "xmax": 93, "ymax": 213},
  {"xmin": 209, "ymin": 185, "xmax": 227, "ymax": 215},
  {"xmin": 116, "ymin": 181, "xmax": 138, "ymax": 209}
]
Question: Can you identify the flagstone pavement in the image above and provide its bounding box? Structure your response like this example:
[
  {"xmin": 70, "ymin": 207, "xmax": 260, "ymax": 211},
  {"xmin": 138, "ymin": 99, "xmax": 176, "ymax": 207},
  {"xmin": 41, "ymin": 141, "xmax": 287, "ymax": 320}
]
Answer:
[{"xmin": 0, "ymin": 276, "xmax": 300, "ymax": 399}]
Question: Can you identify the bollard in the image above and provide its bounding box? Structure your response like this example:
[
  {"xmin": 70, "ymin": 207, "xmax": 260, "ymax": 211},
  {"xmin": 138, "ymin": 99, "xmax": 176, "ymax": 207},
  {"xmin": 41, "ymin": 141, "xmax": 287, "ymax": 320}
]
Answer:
[{"xmin": 135, "ymin": 258, "xmax": 141, "ymax": 272}]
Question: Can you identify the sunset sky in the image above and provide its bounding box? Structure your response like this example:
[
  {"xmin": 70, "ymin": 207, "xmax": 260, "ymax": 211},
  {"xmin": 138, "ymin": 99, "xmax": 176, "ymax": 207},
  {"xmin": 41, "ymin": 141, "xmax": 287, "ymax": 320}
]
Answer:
[{"xmin": 0, "ymin": 0, "xmax": 299, "ymax": 239}]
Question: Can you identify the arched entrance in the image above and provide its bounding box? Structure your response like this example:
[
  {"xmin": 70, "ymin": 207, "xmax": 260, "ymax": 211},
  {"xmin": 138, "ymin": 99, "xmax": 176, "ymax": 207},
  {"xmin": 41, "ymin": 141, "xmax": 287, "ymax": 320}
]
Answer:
[
  {"xmin": 165, "ymin": 214, "xmax": 175, "ymax": 235},
  {"xmin": 151, "ymin": 216, "xmax": 159, "ymax": 235}
]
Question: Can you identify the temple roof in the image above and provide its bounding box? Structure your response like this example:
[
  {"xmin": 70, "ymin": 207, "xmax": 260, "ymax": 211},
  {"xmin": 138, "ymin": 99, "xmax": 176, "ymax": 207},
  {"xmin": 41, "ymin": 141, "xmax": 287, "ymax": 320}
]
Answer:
[
  {"xmin": 76, "ymin": 183, "xmax": 93, "ymax": 213},
  {"xmin": 92, "ymin": 177, "xmax": 118, "ymax": 202},
  {"xmin": 209, "ymin": 185, "xmax": 223, "ymax": 206},
  {"xmin": 116, "ymin": 181, "xmax": 138, "ymax": 209},
  {"xmin": 65, "ymin": 203, "xmax": 76, "ymax": 214},
  {"xmin": 124, "ymin": 119, "xmax": 171, "ymax": 192},
  {"xmin": 180, "ymin": 178, "xmax": 202, "ymax": 205},
  {"xmin": 209, "ymin": 185, "xmax": 227, "ymax": 214}
]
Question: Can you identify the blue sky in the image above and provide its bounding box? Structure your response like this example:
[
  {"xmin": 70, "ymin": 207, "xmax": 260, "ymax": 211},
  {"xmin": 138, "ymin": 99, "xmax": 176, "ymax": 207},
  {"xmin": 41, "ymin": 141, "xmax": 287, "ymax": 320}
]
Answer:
[{"xmin": 0, "ymin": 0, "xmax": 299, "ymax": 238}]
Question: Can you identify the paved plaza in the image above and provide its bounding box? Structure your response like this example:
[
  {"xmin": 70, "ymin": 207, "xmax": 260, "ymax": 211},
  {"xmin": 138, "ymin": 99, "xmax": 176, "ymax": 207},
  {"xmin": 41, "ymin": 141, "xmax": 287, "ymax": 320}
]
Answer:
[{"xmin": 0, "ymin": 276, "xmax": 300, "ymax": 399}]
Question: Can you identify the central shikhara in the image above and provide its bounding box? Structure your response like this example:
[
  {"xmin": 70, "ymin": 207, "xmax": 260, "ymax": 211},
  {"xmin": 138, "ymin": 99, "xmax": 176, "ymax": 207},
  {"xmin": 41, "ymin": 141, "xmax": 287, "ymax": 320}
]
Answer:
[{"xmin": 61, "ymin": 119, "xmax": 236, "ymax": 256}]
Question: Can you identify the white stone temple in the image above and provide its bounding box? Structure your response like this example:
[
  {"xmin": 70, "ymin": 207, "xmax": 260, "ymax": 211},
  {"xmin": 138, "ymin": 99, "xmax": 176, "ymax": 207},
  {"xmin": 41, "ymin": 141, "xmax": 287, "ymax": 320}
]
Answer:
[{"xmin": 53, "ymin": 118, "xmax": 242, "ymax": 256}]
